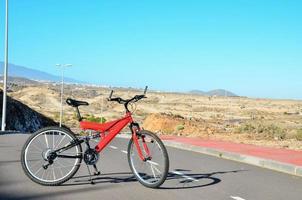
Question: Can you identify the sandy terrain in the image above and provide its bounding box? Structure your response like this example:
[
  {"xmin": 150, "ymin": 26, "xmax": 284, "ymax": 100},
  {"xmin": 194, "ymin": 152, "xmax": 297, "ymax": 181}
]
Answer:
[{"xmin": 6, "ymin": 83, "xmax": 302, "ymax": 150}]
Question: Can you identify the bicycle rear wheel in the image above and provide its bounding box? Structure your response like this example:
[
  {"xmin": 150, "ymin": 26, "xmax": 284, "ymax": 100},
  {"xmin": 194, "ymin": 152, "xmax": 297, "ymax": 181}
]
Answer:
[
  {"xmin": 127, "ymin": 130, "xmax": 169, "ymax": 188},
  {"xmin": 21, "ymin": 126, "xmax": 82, "ymax": 186}
]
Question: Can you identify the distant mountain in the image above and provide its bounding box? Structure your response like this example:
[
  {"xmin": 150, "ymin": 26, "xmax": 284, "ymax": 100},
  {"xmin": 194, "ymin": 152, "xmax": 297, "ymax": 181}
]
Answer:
[
  {"xmin": 190, "ymin": 90, "xmax": 206, "ymax": 95},
  {"xmin": 0, "ymin": 76, "xmax": 39, "ymax": 85},
  {"xmin": 0, "ymin": 62, "xmax": 83, "ymax": 83},
  {"xmin": 207, "ymin": 89, "xmax": 238, "ymax": 97},
  {"xmin": 189, "ymin": 89, "xmax": 238, "ymax": 97}
]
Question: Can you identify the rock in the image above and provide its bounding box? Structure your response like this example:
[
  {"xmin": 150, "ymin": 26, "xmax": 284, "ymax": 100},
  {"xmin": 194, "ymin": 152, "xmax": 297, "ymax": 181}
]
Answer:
[{"xmin": 0, "ymin": 90, "xmax": 57, "ymax": 133}]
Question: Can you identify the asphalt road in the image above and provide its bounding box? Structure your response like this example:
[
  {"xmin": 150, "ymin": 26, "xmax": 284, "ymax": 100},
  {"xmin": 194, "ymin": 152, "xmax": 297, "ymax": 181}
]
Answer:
[{"xmin": 0, "ymin": 134, "xmax": 302, "ymax": 200}]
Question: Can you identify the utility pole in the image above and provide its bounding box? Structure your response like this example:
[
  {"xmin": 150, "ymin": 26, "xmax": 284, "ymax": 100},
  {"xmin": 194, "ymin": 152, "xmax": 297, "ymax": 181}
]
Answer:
[
  {"xmin": 56, "ymin": 64, "xmax": 72, "ymax": 127},
  {"xmin": 1, "ymin": 0, "xmax": 9, "ymax": 131}
]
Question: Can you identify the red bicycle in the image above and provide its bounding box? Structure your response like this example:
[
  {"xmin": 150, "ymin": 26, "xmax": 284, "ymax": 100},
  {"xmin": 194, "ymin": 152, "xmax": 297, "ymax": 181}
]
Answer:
[{"xmin": 21, "ymin": 87, "xmax": 169, "ymax": 188}]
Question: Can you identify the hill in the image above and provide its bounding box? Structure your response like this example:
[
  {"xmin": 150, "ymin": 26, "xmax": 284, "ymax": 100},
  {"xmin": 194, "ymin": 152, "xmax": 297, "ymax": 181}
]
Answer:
[
  {"xmin": 189, "ymin": 90, "xmax": 206, "ymax": 95},
  {"xmin": 207, "ymin": 89, "xmax": 238, "ymax": 97},
  {"xmin": 0, "ymin": 76, "xmax": 39, "ymax": 85},
  {"xmin": 0, "ymin": 90, "xmax": 57, "ymax": 132},
  {"xmin": 0, "ymin": 62, "xmax": 83, "ymax": 83},
  {"xmin": 189, "ymin": 89, "xmax": 238, "ymax": 97}
]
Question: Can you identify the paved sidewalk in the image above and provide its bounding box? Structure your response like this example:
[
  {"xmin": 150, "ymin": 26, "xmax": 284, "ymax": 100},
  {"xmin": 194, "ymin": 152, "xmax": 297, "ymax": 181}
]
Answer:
[{"xmin": 160, "ymin": 135, "xmax": 302, "ymax": 177}]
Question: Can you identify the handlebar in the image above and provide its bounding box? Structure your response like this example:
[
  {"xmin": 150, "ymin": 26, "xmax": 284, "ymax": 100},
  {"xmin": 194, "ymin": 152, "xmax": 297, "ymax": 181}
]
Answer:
[
  {"xmin": 107, "ymin": 86, "xmax": 148, "ymax": 112},
  {"xmin": 108, "ymin": 90, "xmax": 114, "ymax": 100},
  {"xmin": 144, "ymin": 86, "xmax": 148, "ymax": 95}
]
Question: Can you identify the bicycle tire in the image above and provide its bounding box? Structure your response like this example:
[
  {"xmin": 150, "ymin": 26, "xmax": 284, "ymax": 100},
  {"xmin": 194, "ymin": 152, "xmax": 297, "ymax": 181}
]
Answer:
[
  {"xmin": 127, "ymin": 130, "xmax": 169, "ymax": 188},
  {"xmin": 21, "ymin": 126, "xmax": 82, "ymax": 186}
]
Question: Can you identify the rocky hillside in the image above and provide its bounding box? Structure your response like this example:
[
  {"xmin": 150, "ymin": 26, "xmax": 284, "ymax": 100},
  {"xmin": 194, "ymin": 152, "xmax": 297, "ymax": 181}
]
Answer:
[{"xmin": 0, "ymin": 90, "xmax": 57, "ymax": 133}]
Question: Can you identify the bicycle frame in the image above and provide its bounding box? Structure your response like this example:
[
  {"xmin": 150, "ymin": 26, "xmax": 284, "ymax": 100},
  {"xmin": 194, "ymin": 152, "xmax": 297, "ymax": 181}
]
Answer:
[{"xmin": 79, "ymin": 112, "xmax": 150, "ymax": 161}]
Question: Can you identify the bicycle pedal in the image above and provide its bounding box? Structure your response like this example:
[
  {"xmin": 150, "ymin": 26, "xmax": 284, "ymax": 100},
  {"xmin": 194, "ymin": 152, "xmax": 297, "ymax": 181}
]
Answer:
[
  {"xmin": 93, "ymin": 164, "xmax": 101, "ymax": 176},
  {"xmin": 94, "ymin": 171, "xmax": 101, "ymax": 176}
]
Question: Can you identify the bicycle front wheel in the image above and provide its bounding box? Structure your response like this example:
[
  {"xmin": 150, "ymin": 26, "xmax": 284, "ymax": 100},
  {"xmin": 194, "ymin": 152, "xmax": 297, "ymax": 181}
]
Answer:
[
  {"xmin": 21, "ymin": 126, "xmax": 82, "ymax": 186},
  {"xmin": 127, "ymin": 130, "xmax": 169, "ymax": 188}
]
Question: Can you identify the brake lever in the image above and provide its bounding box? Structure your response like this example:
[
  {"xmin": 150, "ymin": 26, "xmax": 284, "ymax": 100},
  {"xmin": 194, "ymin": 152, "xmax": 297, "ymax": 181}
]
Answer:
[{"xmin": 133, "ymin": 95, "xmax": 146, "ymax": 102}]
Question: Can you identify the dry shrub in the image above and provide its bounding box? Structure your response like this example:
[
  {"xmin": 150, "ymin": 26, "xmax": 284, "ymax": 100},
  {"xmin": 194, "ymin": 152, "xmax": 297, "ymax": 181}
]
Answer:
[
  {"xmin": 296, "ymin": 129, "xmax": 302, "ymax": 141},
  {"xmin": 235, "ymin": 122, "xmax": 286, "ymax": 140}
]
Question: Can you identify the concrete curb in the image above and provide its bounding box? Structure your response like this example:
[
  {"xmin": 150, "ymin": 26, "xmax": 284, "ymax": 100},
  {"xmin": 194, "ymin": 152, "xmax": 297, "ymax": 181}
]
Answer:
[
  {"xmin": 117, "ymin": 134, "xmax": 302, "ymax": 177},
  {"xmin": 0, "ymin": 131, "xmax": 22, "ymax": 135},
  {"xmin": 163, "ymin": 140, "xmax": 302, "ymax": 177}
]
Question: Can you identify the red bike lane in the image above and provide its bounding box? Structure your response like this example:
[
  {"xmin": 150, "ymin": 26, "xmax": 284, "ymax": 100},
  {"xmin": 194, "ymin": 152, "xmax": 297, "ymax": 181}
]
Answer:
[{"xmin": 161, "ymin": 135, "xmax": 302, "ymax": 166}]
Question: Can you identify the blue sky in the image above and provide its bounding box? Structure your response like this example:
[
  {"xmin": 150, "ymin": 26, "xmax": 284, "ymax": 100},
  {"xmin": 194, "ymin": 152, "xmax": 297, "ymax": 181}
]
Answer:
[{"xmin": 0, "ymin": 0, "xmax": 301, "ymax": 99}]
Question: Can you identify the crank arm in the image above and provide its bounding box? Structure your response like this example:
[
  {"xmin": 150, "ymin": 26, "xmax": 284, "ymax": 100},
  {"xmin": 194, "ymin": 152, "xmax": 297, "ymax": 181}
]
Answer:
[{"xmin": 42, "ymin": 161, "xmax": 53, "ymax": 170}]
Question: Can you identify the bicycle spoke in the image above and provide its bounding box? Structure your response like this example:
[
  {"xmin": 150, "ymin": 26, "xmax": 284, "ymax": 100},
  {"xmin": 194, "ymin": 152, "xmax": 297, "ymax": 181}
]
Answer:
[
  {"xmin": 56, "ymin": 161, "xmax": 66, "ymax": 177},
  {"xmin": 147, "ymin": 160, "xmax": 159, "ymax": 166},
  {"xmin": 52, "ymin": 132, "xmax": 55, "ymax": 149},
  {"xmin": 26, "ymin": 159, "xmax": 42, "ymax": 162},
  {"xmin": 36, "ymin": 136, "xmax": 47, "ymax": 151},
  {"xmin": 51, "ymin": 165, "xmax": 77, "ymax": 169},
  {"xmin": 55, "ymin": 135, "xmax": 66, "ymax": 149},
  {"xmin": 149, "ymin": 142, "xmax": 156, "ymax": 156},
  {"xmin": 61, "ymin": 141, "xmax": 72, "ymax": 150},
  {"xmin": 34, "ymin": 167, "xmax": 43, "ymax": 176},
  {"xmin": 52, "ymin": 165, "xmax": 56, "ymax": 180},
  {"xmin": 31, "ymin": 144, "xmax": 42, "ymax": 152},
  {"xmin": 44, "ymin": 134, "xmax": 49, "ymax": 149},
  {"xmin": 150, "ymin": 142, "xmax": 162, "ymax": 157},
  {"xmin": 150, "ymin": 164, "xmax": 158, "ymax": 181},
  {"xmin": 27, "ymin": 150, "xmax": 43, "ymax": 156},
  {"xmin": 41, "ymin": 169, "xmax": 46, "ymax": 180},
  {"xmin": 27, "ymin": 151, "xmax": 42, "ymax": 155},
  {"xmin": 152, "ymin": 164, "xmax": 162, "ymax": 175},
  {"xmin": 28, "ymin": 160, "xmax": 44, "ymax": 168}
]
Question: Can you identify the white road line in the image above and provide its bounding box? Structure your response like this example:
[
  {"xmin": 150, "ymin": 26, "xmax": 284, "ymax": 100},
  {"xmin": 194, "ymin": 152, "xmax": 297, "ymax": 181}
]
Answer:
[
  {"xmin": 171, "ymin": 171, "xmax": 199, "ymax": 182},
  {"xmin": 230, "ymin": 196, "xmax": 246, "ymax": 200},
  {"xmin": 121, "ymin": 150, "xmax": 128, "ymax": 154},
  {"xmin": 110, "ymin": 145, "xmax": 118, "ymax": 150}
]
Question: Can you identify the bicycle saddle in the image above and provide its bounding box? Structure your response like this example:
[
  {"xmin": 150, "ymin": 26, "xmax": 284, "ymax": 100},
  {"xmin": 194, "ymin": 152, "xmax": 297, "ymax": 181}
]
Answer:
[{"xmin": 66, "ymin": 98, "xmax": 89, "ymax": 107}]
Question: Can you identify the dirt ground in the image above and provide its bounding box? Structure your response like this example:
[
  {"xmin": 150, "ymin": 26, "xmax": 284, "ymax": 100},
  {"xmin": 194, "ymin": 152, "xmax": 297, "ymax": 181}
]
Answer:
[{"xmin": 7, "ymin": 83, "xmax": 302, "ymax": 150}]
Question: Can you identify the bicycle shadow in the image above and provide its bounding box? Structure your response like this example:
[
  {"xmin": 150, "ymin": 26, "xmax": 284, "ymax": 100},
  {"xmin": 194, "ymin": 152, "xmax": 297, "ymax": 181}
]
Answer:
[
  {"xmin": 66, "ymin": 172, "xmax": 136, "ymax": 186},
  {"xmin": 161, "ymin": 169, "xmax": 245, "ymax": 190},
  {"xmin": 65, "ymin": 169, "xmax": 246, "ymax": 189}
]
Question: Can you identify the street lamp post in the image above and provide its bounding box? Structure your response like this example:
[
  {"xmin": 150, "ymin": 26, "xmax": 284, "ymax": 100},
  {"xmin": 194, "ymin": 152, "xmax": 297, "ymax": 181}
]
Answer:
[
  {"xmin": 56, "ymin": 64, "xmax": 72, "ymax": 127},
  {"xmin": 1, "ymin": 0, "xmax": 9, "ymax": 131}
]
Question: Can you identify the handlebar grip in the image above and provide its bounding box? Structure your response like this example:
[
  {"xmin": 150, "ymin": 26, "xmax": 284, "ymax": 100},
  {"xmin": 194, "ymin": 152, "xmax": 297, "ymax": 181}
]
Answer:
[
  {"xmin": 144, "ymin": 86, "xmax": 148, "ymax": 95},
  {"xmin": 109, "ymin": 90, "xmax": 114, "ymax": 100}
]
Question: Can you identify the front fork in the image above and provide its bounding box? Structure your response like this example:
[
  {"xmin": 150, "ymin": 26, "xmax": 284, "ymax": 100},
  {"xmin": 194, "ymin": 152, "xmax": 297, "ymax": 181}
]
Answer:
[{"xmin": 130, "ymin": 123, "xmax": 151, "ymax": 162}]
